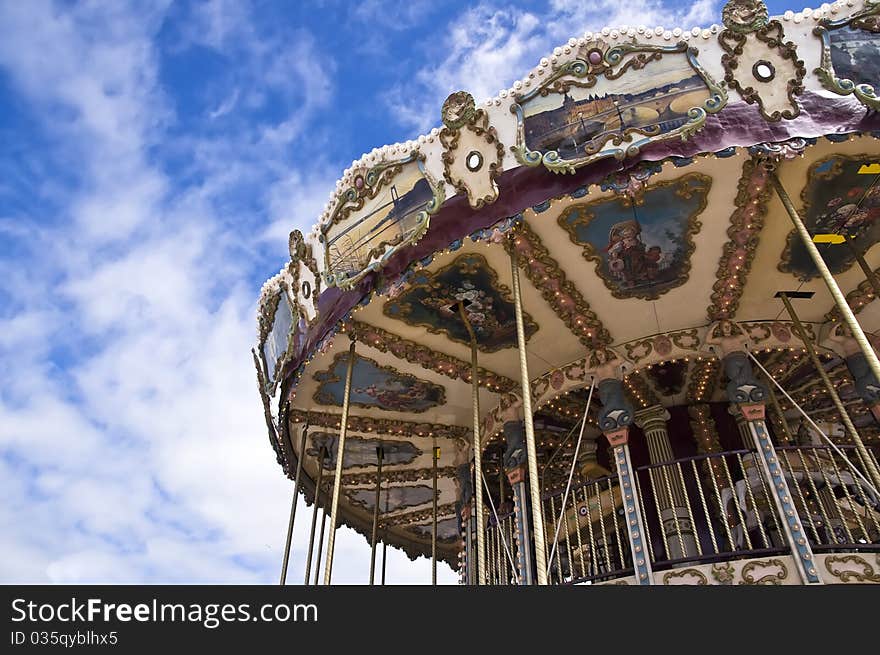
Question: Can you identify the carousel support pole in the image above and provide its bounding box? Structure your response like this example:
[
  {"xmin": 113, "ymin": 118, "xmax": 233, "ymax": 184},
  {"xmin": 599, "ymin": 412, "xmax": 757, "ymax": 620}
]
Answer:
[
  {"xmin": 430, "ymin": 453, "xmax": 438, "ymax": 586},
  {"xmin": 323, "ymin": 340, "xmax": 356, "ymax": 585},
  {"xmin": 381, "ymin": 487, "xmax": 388, "ymax": 585},
  {"xmin": 458, "ymin": 301, "xmax": 487, "ymax": 585},
  {"xmin": 509, "ymin": 245, "xmax": 548, "ymax": 585},
  {"xmin": 303, "ymin": 446, "xmax": 326, "ymax": 585},
  {"xmin": 722, "ymin": 351, "xmax": 821, "ymax": 584},
  {"xmin": 778, "ymin": 292, "xmax": 880, "ymax": 490},
  {"xmin": 770, "ymin": 172, "xmax": 880, "ymax": 385},
  {"xmin": 369, "ymin": 445, "xmax": 384, "ymax": 585},
  {"xmin": 280, "ymin": 420, "xmax": 308, "ymax": 586},
  {"xmin": 313, "ymin": 503, "xmax": 327, "ymax": 585}
]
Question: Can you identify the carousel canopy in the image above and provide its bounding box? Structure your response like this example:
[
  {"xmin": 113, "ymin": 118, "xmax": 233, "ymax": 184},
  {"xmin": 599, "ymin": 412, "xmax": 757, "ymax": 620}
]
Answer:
[{"xmin": 255, "ymin": 0, "xmax": 880, "ymax": 563}]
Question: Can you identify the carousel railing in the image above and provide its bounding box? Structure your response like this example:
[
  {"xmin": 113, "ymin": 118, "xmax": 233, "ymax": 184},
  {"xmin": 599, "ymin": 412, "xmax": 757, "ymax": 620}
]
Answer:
[{"xmin": 480, "ymin": 444, "xmax": 880, "ymax": 585}]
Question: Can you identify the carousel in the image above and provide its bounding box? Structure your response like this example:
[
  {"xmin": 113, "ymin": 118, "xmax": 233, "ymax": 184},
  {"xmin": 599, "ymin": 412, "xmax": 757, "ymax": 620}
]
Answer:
[{"xmin": 258, "ymin": 0, "xmax": 880, "ymax": 585}]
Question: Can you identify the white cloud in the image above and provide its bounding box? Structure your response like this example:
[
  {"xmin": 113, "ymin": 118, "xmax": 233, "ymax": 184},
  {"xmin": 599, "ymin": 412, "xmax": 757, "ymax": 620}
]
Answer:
[
  {"xmin": 0, "ymin": 0, "xmax": 456, "ymax": 585},
  {"xmin": 384, "ymin": 0, "xmax": 722, "ymax": 135}
]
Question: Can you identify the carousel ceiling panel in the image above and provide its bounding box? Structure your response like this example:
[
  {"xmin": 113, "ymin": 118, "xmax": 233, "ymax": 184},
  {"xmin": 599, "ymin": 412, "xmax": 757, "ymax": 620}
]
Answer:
[
  {"xmin": 355, "ymin": 239, "xmax": 587, "ymax": 382},
  {"xmin": 737, "ymin": 135, "xmax": 880, "ymax": 325},
  {"xmin": 523, "ymin": 154, "xmax": 747, "ymax": 345}
]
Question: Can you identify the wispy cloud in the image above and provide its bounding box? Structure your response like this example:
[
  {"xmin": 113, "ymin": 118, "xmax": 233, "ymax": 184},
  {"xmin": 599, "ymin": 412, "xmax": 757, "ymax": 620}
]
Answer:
[
  {"xmin": 0, "ymin": 0, "xmax": 455, "ymax": 584},
  {"xmin": 384, "ymin": 0, "xmax": 720, "ymax": 134}
]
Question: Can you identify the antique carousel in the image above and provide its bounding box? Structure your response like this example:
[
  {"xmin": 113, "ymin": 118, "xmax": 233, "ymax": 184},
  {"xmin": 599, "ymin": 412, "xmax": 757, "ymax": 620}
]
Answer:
[{"xmin": 258, "ymin": 0, "xmax": 880, "ymax": 586}]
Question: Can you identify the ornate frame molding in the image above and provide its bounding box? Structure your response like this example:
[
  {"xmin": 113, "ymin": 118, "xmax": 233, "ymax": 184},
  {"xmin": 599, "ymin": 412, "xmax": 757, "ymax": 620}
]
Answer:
[
  {"xmin": 289, "ymin": 409, "xmax": 471, "ymax": 440},
  {"xmin": 814, "ymin": 0, "xmax": 880, "ymax": 111},
  {"xmin": 439, "ymin": 91, "xmax": 505, "ymax": 209},
  {"xmin": 510, "ymin": 40, "xmax": 726, "ymax": 174},
  {"xmin": 319, "ymin": 151, "xmax": 444, "ymax": 289},
  {"xmin": 719, "ymin": 2, "xmax": 806, "ymax": 121}
]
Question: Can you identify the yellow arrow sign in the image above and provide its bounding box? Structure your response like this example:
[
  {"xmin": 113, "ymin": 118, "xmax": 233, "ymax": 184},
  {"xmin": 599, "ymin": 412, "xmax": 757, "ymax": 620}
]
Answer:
[
  {"xmin": 858, "ymin": 163, "xmax": 880, "ymax": 174},
  {"xmin": 812, "ymin": 234, "xmax": 846, "ymax": 244}
]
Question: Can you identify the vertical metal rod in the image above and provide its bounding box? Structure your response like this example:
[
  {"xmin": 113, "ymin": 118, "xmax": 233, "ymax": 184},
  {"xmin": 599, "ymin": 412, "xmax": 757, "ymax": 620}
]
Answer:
[
  {"xmin": 779, "ymin": 292, "xmax": 880, "ymax": 490},
  {"xmin": 509, "ymin": 244, "xmax": 548, "ymax": 584},
  {"xmin": 280, "ymin": 422, "xmax": 308, "ymax": 586},
  {"xmin": 431, "ymin": 440, "xmax": 438, "ymax": 585},
  {"xmin": 304, "ymin": 446, "xmax": 326, "ymax": 585},
  {"xmin": 381, "ymin": 487, "xmax": 388, "ymax": 585},
  {"xmin": 458, "ymin": 301, "xmax": 486, "ymax": 585},
  {"xmin": 313, "ymin": 504, "xmax": 327, "ymax": 585},
  {"xmin": 323, "ymin": 340, "xmax": 356, "ymax": 585},
  {"xmin": 771, "ymin": 173, "xmax": 880, "ymax": 384},
  {"xmin": 369, "ymin": 445, "xmax": 384, "ymax": 584}
]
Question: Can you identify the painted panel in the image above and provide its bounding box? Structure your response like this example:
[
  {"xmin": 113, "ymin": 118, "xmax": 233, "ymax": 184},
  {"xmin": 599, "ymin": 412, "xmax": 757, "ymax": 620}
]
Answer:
[
  {"xmin": 557, "ymin": 174, "xmax": 710, "ymax": 300},
  {"xmin": 383, "ymin": 253, "xmax": 538, "ymax": 352},
  {"xmin": 313, "ymin": 352, "xmax": 446, "ymax": 413}
]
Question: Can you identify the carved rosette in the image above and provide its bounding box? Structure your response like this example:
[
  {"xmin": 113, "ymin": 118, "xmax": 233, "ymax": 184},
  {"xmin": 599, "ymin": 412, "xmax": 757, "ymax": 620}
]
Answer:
[
  {"xmin": 439, "ymin": 91, "xmax": 505, "ymax": 209},
  {"xmin": 719, "ymin": 0, "xmax": 806, "ymax": 121}
]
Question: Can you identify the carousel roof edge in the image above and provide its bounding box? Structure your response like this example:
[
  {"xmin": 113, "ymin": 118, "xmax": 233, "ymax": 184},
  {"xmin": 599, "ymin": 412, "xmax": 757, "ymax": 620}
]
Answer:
[
  {"xmin": 307, "ymin": 0, "xmax": 875, "ymax": 234},
  {"xmin": 253, "ymin": 0, "xmax": 880, "ymax": 448}
]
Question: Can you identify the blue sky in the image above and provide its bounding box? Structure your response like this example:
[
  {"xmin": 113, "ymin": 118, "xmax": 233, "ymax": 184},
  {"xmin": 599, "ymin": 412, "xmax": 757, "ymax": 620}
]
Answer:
[{"xmin": 0, "ymin": 0, "xmax": 796, "ymax": 584}]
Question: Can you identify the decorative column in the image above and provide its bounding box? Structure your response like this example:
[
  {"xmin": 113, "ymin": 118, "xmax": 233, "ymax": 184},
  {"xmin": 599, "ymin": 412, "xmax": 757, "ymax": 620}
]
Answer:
[
  {"xmin": 728, "ymin": 404, "xmax": 753, "ymax": 449},
  {"xmin": 502, "ymin": 420, "xmax": 535, "ymax": 585},
  {"xmin": 724, "ymin": 352, "xmax": 822, "ymax": 584},
  {"xmin": 598, "ymin": 378, "xmax": 653, "ymax": 585},
  {"xmin": 634, "ymin": 405, "xmax": 697, "ymax": 560}
]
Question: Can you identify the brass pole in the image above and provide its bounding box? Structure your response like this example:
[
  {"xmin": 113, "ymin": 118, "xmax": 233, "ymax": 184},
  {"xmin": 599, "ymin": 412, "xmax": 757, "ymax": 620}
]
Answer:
[
  {"xmin": 313, "ymin": 504, "xmax": 327, "ymax": 585},
  {"xmin": 779, "ymin": 292, "xmax": 880, "ymax": 490},
  {"xmin": 432, "ymin": 440, "xmax": 438, "ymax": 585},
  {"xmin": 771, "ymin": 172, "xmax": 880, "ymax": 386},
  {"xmin": 509, "ymin": 244, "xmax": 549, "ymax": 584},
  {"xmin": 280, "ymin": 421, "xmax": 307, "ymax": 585},
  {"xmin": 369, "ymin": 445, "xmax": 384, "ymax": 584},
  {"xmin": 323, "ymin": 339, "xmax": 356, "ymax": 585},
  {"xmin": 845, "ymin": 234, "xmax": 880, "ymax": 300},
  {"xmin": 458, "ymin": 301, "xmax": 486, "ymax": 585},
  {"xmin": 303, "ymin": 446, "xmax": 325, "ymax": 585}
]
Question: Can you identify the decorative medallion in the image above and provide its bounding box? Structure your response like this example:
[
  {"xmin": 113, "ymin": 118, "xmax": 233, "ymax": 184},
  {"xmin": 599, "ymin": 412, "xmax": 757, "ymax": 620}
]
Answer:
[
  {"xmin": 738, "ymin": 557, "xmax": 788, "ymax": 584},
  {"xmin": 719, "ymin": 0, "xmax": 806, "ymax": 121},
  {"xmin": 313, "ymin": 352, "xmax": 446, "ymax": 413},
  {"xmin": 439, "ymin": 91, "xmax": 504, "ymax": 209},
  {"xmin": 319, "ymin": 152, "xmax": 444, "ymax": 289},
  {"xmin": 662, "ymin": 568, "xmax": 708, "ymax": 585},
  {"xmin": 711, "ymin": 561, "xmax": 735, "ymax": 584},
  {"xmin": 511, "ymin": 39, "xmax": 725, "ymax": 173},
  {"xmin": 288, "ymin": 229, "xmax": 321, "ymax": 325},
  {"xmin": 557, "ymin": 174, "xmax": 710, "ymax": 300},
  {"xmin": 345, "ymin": 484, "xmax": 436, "ymax": 513},
  {"xmin": 814, "ymin": 0, "xmax": 880, "ymax": 110},
  {"xmin": 308, "ymin": 432, "xmax": 421, "ymax": 469},
  {"xmin": 779, "ymin": 155, "xmax": 880, "ymax": 279},
  {"xmin": 383, "ymin": 252, "xmax": 538, "ymax": 353},
  {"xmin": 824, "ymin": 554, "xmax": 880, "ymax": 583}
]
